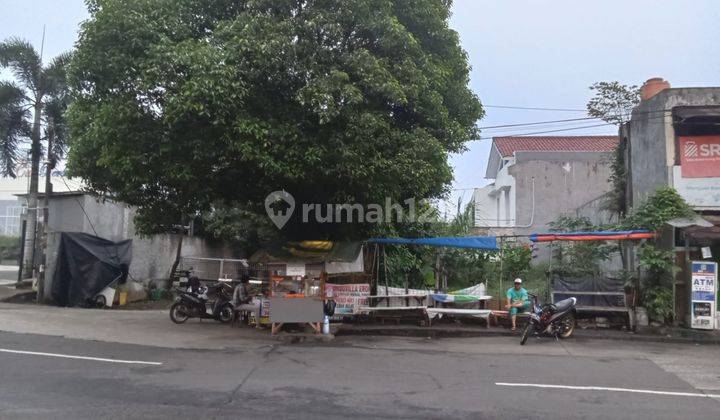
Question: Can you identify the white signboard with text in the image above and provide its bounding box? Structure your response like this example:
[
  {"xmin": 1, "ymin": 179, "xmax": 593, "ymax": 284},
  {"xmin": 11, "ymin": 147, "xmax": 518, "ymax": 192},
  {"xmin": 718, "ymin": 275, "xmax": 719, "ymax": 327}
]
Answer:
[
  {"xmin": 690, "ymin": 261, "xmax": 717, "ymax": 330},
  {"xmin": 673, "ymin": 166, "xmax": 720, "ymax": 209},
  {"xmin": 285, "ymin": 262, "xmax": 306, "ymax": 277}
]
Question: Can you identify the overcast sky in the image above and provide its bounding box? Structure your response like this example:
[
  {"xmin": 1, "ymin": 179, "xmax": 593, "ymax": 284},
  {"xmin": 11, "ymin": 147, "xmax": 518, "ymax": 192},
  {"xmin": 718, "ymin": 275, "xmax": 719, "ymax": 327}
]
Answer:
[{"xmin": 2, "ymin": 0, "xmax": 718, "ymax": 212}]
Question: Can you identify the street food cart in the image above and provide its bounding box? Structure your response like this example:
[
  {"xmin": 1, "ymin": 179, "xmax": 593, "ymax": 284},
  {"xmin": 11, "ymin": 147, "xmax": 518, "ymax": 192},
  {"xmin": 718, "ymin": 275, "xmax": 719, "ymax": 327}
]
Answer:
[{"xmin": 249, "ymin": 241, "xmax": 366, "ymax": 334}]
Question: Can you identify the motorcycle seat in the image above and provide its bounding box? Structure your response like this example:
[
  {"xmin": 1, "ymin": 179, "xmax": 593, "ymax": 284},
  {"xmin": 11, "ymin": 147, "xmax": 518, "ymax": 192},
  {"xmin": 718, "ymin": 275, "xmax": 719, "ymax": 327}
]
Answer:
[{"xmin": 552, "ymin": 298, "xmax": 574, "ymax": 312}]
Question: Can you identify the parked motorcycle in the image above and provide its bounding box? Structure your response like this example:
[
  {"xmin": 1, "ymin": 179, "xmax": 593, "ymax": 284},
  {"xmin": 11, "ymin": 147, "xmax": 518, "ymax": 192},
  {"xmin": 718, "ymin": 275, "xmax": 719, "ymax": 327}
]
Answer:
[
  {"xmin": 169, "ymin": 278, "xmax": 234, "ymax": 324},
  {"xmin": 520, "ymin": 293, "xmax": 577, "ymax": 345}
]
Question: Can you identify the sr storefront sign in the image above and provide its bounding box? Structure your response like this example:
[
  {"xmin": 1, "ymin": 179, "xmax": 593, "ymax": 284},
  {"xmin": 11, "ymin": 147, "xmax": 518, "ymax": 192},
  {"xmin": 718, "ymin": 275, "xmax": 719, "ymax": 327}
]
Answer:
[{"xmin": 680, "ymin": 136, "xmax": 720, "ymax": 178}]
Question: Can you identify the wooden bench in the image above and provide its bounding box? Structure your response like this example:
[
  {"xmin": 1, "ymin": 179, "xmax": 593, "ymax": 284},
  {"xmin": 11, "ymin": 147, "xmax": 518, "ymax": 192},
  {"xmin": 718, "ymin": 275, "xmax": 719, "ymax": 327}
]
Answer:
[
  {"xmin": 490, "ymin": 310, "xmax": 530, "ymax": 328},
  {"xmin": 426, "ymin": 308, "xmax": 492, "ymax": 327},
  {"xmin": 357, "ymin": 306, "xmax": 430, "ymax": 326}
]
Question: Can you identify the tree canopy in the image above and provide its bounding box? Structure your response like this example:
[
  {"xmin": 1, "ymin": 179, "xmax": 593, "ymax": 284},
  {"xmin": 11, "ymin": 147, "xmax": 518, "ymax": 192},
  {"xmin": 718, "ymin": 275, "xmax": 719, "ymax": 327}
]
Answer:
[
  {"xmin": 586, "ymin": 81, "xmax": 640, "ymax": 125},
  {"xmin": 67, "ymin": 0, "xmax": 483, "ymax": 239},
  {"xmin": 1, "ymin": 37, "xmax": 72, "ymax": 278},
  {"xmin": 0, "ymin": 38, "xmax": 71, "ymax": 177}
]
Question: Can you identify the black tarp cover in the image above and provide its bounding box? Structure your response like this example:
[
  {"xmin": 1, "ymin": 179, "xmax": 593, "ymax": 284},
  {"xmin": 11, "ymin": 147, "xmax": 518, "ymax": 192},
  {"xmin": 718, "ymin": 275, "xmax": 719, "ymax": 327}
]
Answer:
[
  {"xmin": 552, "ymin": 275, "xmax": 625, "ymax": 307},
  {"xmin": 51, "ymin": 232, "xmax": 132, "ymax": 307}
]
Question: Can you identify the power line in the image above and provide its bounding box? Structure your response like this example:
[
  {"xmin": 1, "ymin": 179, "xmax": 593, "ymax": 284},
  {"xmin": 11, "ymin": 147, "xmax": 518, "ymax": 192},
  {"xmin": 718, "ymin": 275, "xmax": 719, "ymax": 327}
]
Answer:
[
  {"xmin": 483, "ymin": 105, "xmax": 587, "ymax": 112},
  {"xmin": 477, "ymin": 122, "xmax": 615, "ymax": 139},
  {"xmin": 477, "ymin": 108, "xmax": 676, "ymax": 133},
  {"xmin": 478, "ymin": 116, "xmax": 600, "ymax": 130},
  {"xmin": 477, "ymin": 110, "xmax": 675, "ymax": 139}
]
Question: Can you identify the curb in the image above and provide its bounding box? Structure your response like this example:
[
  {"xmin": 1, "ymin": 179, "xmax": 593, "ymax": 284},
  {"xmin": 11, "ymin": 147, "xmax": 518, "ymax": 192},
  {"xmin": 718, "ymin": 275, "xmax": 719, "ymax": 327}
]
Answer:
[{"xmin": 335, "ymin": 325, "xmax": 720, "ymax": 345}]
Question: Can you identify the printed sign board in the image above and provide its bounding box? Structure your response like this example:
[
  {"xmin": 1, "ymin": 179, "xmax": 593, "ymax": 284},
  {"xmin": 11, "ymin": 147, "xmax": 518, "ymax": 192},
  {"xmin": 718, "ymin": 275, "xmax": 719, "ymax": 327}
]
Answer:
[
  {"xmin": 672, "ymin": 166, "xmax": 720, "ymax": 209},
  {"xmin": 690, "ymin": 261, "xmax": 717, "ymax": 330},
  {"xmin": 679, "ymin": 136, "xmax": 720, "ymax": 178},
  {"xmin": 325, "ymin": 283, "xmax": 370, "ymax": 315}
]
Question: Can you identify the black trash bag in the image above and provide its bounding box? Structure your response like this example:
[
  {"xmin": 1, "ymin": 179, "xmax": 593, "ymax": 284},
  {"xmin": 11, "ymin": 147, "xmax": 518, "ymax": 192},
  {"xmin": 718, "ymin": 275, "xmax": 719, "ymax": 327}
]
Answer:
[{"xmin": 324, "ymin": 300, "xmax": 336, "ymax": 317}]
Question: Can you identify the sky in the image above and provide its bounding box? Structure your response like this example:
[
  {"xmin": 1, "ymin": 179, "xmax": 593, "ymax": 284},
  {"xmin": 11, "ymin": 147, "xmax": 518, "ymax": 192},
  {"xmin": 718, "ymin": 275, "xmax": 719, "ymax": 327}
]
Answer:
[{"xmin": 2, "ymin": 0, "xmax": 719, "ymax": 212}]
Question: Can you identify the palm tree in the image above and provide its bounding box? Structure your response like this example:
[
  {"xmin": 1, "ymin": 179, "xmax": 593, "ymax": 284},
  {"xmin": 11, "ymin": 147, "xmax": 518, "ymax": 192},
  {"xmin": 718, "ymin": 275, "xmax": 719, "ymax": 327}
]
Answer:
[{"xmin": 0, "ymin": 37, "xmax": 71, "ymax": 280}]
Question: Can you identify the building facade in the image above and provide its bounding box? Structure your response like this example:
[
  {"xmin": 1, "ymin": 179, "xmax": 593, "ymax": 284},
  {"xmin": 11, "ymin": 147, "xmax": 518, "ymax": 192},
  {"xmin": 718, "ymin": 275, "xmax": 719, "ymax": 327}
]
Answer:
[
  {"xmin": 622, "ymin": 79, "xmax": 720, "ymax": 212},
  {"xmin": 474, "ymin": 136, "xmax": 619, "ymax": 243},
  {"xmin": 621, "ymin": 78, "xmax": 720, "ymax": 326},
  {"xmin": 0, "ymin": 177, "xmax": 82, "ymax": 237}
]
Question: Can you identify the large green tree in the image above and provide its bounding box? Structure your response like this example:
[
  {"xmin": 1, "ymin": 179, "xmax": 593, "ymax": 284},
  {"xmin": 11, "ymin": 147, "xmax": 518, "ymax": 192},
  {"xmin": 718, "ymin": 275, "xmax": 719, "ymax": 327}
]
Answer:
[
  {"xmin": 0, "ymin": 38, "xmax": 71, "ymax": 276},
  {"xmin": 67, "ymin": 0, "xmax": 483, "ymax": 240}
]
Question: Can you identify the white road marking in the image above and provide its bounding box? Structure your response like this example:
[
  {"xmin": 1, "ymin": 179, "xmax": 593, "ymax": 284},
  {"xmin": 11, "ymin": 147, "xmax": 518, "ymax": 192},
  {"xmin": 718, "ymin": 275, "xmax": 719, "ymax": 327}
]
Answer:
[
  {"xmin": 495, "ymin": 382, "xmax": 720, "ymax": 399},
  {"xmin": 0, "ymin": 348, "xmax": 162, "ymax": 366}
]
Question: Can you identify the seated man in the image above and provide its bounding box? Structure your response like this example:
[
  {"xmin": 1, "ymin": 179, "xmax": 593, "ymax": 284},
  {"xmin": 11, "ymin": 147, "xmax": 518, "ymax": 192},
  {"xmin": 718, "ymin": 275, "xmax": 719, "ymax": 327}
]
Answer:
[
  {"xmin": 505, "ymin": 278, "xmax": 530, "ymax": 331},
  {"xmin": 232, "ymin": 274, "xmax": 262, "ymax": 328}
]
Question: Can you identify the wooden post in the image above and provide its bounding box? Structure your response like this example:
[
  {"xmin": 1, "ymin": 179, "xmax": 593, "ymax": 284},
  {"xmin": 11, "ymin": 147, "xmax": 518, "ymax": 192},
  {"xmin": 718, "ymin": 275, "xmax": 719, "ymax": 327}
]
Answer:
[
  {"xmin": 369, "ymin": 244, "xmax": 380, "ymax": 306},
  {"xmin": 404, "ymin": 273, "xmax": 409, "ymax": 307},
  {"xmin": 320, "ymin": 270, "xmax": 327, "ymax": 298},
  {"xmin": 434, "ymin": 252, "xmax": 441, "ymax": 292},
  {"xmin": 383, "ymin": 245, "xmax": 389, "ymax": 307}
]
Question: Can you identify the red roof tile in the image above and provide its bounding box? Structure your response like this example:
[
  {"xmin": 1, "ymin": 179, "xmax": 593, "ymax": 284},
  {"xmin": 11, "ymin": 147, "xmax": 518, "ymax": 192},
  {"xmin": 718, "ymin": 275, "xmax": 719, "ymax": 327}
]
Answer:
[{"xmin": 493, "ymin": 136, "xmax": 619, "ymax": 157}]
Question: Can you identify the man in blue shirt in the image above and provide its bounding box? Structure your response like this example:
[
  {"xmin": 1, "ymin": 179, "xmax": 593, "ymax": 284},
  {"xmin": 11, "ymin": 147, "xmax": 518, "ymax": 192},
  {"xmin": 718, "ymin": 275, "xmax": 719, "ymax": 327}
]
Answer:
[{"xmin": 505, "ymin": 278, "xmax": 530, "ymax": 331}]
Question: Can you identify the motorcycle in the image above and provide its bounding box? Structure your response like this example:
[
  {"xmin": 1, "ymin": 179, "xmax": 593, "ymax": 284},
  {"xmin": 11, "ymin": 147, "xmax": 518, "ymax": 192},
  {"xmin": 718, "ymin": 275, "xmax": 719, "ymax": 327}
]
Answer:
[
  {"xmin": 169, "ymin": 278, "xmax": 235, "ymax": 324},
  {"xmin": 520, "ymin": 293, "xmax": 577, "ymax": 345}
]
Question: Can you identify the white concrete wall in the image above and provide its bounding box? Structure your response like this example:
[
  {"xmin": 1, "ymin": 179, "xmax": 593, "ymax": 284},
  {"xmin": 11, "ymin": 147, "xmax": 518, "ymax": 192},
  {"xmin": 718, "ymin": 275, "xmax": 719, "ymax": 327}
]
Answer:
[
  {"xmin": 41, "ymin": 194, "xmax": 234, "ymax": 301},
  {"xmin": 474, "ymin": 157, "xmax": 516, "ymax": 228}
]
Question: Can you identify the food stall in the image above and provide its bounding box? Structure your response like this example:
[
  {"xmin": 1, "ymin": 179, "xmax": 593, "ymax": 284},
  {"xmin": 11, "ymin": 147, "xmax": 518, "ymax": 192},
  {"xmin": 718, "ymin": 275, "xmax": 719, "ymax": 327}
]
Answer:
[{"xmin": 249, "ymin": 241, "xmax": 366, "ymax": 334}]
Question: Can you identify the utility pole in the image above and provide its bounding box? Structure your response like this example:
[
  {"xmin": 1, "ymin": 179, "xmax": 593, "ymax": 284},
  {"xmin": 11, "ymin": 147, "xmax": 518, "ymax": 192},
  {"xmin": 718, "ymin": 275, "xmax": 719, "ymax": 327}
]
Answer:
[{"xmin": 38, "ymin": 116, "xmax": 54, "ymax": 302}]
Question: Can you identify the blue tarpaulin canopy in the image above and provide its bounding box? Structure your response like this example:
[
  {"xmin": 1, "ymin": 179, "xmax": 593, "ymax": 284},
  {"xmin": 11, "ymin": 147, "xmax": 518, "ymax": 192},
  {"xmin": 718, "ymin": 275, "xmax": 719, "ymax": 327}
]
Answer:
[{"xmin": 369, "ymin": 236, "xmax": 499, "ymax": 250}]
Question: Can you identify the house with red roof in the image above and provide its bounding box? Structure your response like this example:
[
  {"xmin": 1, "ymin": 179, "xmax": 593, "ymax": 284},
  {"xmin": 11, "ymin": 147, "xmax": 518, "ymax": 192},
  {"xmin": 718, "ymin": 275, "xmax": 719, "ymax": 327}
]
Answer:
[{"xmin": 473, "ymin": 135, "xmax": 619, "ymax": 241}]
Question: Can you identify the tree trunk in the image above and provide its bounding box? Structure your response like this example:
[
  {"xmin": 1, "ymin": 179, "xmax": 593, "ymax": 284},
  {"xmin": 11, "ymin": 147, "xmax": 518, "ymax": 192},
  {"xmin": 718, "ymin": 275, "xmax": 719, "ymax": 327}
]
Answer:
[
  {"xmin": 168, "ymin": 233, "xmax": 184, "ymax": 286},
  {"xmin": 22, "ymin": 98, "xmax": 43, "ymax": 279}
]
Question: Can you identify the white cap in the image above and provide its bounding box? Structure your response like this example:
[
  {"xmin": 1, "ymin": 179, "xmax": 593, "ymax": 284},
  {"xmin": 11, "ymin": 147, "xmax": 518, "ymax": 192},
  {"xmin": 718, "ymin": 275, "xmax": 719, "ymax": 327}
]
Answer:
[{"xmin": 514, "ymin": 278, "xmax": 522, "ymax": 284}]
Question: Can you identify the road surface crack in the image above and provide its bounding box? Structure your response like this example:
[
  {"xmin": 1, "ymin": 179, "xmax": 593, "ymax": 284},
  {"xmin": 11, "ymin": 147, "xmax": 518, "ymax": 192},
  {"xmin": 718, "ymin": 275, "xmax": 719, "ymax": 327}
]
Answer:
[{"xmin": 224, "ymin": 345, "xmax": 277, "ymax": 406}]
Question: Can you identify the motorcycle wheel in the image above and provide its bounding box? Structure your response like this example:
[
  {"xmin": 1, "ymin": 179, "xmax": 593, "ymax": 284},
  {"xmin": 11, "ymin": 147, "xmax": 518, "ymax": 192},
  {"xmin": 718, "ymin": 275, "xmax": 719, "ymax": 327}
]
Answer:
[
  {"xmin": 217, "ymin": 303, "xmax": 234, "ymax": 323},
  {"xmin": 559, "ymin": 313, "xmax": 576, "ymax": 339},
  {"xmin": 170, "ymin": 302, "xmax": 190, "ymax": 324},
  {"xmin": 520, "ymin": 323, "xmax": 534, "ymax": 345}
]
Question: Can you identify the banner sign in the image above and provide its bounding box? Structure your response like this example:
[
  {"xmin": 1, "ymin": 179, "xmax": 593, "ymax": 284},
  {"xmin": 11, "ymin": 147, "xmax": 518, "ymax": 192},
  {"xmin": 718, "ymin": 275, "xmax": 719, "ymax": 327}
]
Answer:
[
  {"xmin": 690, "ymin": 261, "xmax": 717, "ymax": 330},
  {"xmin": 326, "ymin": 283, "xmax": 370, "ymax": 315},
  {"xmin": 679, "ymin": 136, "xmax": 720, "ymax": 178},
  {"xmin": 672, "ymin": 166, "xmax": 720, "ymax": 208}
]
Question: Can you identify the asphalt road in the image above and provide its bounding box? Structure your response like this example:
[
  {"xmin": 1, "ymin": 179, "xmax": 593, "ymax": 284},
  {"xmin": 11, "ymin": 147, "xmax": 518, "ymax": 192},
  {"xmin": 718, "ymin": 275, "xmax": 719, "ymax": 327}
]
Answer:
[
  {"xmin": 0, "ymin": 265, "xmax": 18, "ymax": 283},
  {"xmin": 1, "ymin": 331, "xmax": 719, "ymax": 419}
]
